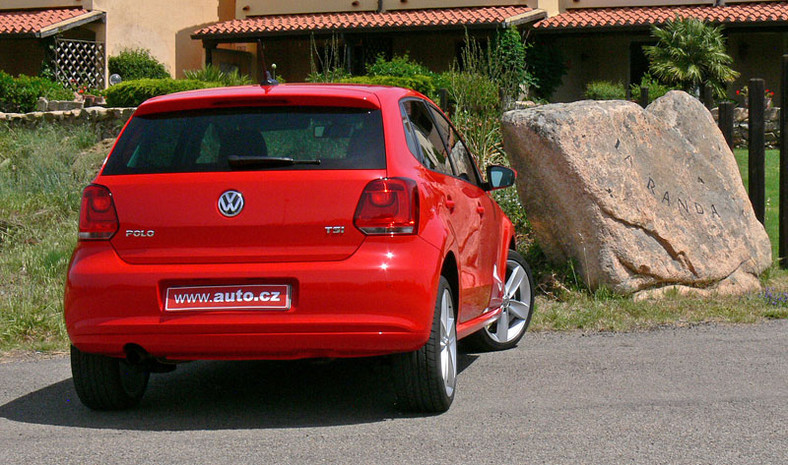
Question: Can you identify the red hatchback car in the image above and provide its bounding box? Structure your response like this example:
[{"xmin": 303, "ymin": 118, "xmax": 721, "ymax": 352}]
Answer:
[{"xmin": 65, "ymin": 83, "xmax": 534, "ymax": 413}]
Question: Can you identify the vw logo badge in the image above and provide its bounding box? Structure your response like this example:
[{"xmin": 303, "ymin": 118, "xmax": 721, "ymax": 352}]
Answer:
[{"xmin": 218, "ymin": 190, "xmax": 244, "ymax": 217}]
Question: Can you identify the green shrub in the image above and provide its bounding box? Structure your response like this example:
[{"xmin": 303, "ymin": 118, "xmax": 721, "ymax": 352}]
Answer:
[
  {"xmin": 629, "ymin": 74, "xmax": 678, "ymax": 104},
  {"xmin": 108, "ymin": 48, "xmax": 170, "ymax": 81},
  {"xmin": 104, "ymin": 79, "xmax": 217, "ymax": 107},
  {"xmin": 0, "ymin": 71, "xmax": 72, "ymax": 113},
  {"xmin": 339, "ymin": 75, "xmax": 437, "ymax": 100},
  {"xmin": 183, "ymin": 64, "xmax": 253, "ymax": 86},
  {"xmin": 441, "ymin": 71, "xmax": 500, "ymax": 115},
  {"xmin": 366, "ymin": 54, "xmax": 432, "ymax": 78},
  {"xmin": 490, "ymin": 28, "xmax": 532, "ymax": 108},
  {"xmin": 584, "ymin": 81, "xmax": 627, "ymax": 100}
]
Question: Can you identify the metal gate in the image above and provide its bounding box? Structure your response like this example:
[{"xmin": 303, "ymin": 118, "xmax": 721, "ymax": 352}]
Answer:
[{"xmin": 54, "ymin": 38, "xmax": 106, "ymax": 90}]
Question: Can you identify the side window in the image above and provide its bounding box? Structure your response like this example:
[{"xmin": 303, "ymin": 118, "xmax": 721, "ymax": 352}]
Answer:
[
  {"xmin": 401, "ymin": 100, "xmax": 453, "ymax": 175},
  {"xmin": 428, "ymin": 106, "xmax": 481, "ymax": 186}
]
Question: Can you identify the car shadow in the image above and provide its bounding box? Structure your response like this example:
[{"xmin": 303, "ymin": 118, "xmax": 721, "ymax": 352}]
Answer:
[{"xmin": 0, "ymin": 353, "xmax": 479, "ymax": 431}]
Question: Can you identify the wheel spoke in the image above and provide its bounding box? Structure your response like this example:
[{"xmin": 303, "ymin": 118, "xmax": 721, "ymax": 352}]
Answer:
[
  {"xmin": 508, "ymin": 299, "xmax": 530, "ymax": 320},
  {"xmin": 446, "ymin": 345, "xmax": 456, "ymax": 387},
  {"xmin": 440, "ymin": 293, "xmax": 450, "ymax": 337},
  {"xmin": 505, "ymin": 266, "xmax": 525, "ymax": 299},
  {"xmin": 496, "ymin": 310, "xmax": 510, "ymax": 341}
]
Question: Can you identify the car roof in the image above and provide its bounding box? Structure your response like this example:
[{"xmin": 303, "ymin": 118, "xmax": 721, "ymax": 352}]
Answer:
[{"xmin": 134, "ymin": 83, "xmax": 425, "ymax": 116}]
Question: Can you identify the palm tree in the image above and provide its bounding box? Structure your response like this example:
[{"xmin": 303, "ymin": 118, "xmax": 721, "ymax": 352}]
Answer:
[{"xmin": 644, "ymin": 17, "xmax": 739, "ymax": 98}]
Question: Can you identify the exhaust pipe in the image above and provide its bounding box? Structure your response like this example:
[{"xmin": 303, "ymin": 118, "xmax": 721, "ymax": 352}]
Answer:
[
  {"xmin": 125, "ymin": 344, "xmax": 149, "ymax": 365},
  {"xmin": 124, "ymin": 344, "xmax": 177, "ymax": 373}
]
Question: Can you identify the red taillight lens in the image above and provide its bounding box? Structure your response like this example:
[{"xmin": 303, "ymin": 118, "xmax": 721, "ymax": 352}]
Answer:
[
  {"xmin": 78, "ymin": 184, "xmax": 119, "ymax": 240},
  {"xmin": 354, "ymin": 178, "xmax": 419, "ymax": 235}
]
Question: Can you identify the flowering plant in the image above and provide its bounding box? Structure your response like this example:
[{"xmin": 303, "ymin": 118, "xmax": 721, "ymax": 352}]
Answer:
[
  {"xmin": 736, "ymin": 86, "xmax": 774, "ymax": 99},
  {"xmin": 736, "ymin": 85, "xmax": 775, "ymax": 108}
]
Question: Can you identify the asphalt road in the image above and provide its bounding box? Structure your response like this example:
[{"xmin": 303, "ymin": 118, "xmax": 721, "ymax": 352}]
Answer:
[{"xmin": 1, "ymin": 321, "xmax": 785, "ymax": 464}]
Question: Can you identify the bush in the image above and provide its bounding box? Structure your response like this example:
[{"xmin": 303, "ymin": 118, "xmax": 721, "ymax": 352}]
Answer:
[
  {"xmin": 108, "ymin": 48, "xmax": 170, "ymax": 81},
  {"xmin": 183, "ymin": 64, "xmax": 252, "ymax": 86},
  {"xmin": 339, "ymin": 75, "xmax": 437, "ymax": 101},
  {"xmin": 629, "ymin": 74, "xmax": 678, "ymax": 104},
  {"xmin": 0, "ymin": 71, "xmax": 72, "ymax": 113},
  {"xmin": 366, "ymin": 54, "xmax": 432, "ymax": 78},
  {"xmin": 490, "ymin": 28, "xmax": 532, "ymax": 108},
  {"xmin": 441, "ymin": 71, "xmax": 500, "ymax": 115},
  {"xmin": 104, "ymin": 79, "xmax": 217, "ymax": 107},
  {"xmin": 584, "ymin": 81, "xmax": 627, "ymax": 100}
]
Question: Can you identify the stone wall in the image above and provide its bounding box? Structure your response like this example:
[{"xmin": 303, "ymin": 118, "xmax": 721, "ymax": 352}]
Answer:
[
  {"xmin": 711, "ymin": 106, "xmax": 781, "ymax": 148},
  {"xmin": 0, "ymin": 106, "xmax": 135, "ymax": 140}
]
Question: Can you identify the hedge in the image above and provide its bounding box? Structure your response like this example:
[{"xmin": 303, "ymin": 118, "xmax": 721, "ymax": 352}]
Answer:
[
  {"xmin": 0, "ymin": 72, "xmax": 73, "ymax": 113},
  {"xmin": 339, "ymin": 75, "xmax": 437, "ymax": 100},
  {"xmin": 104, "ymin": 79, "xmax": 221, "ymax": 107},
  {"xmin": 108, "ymin": 48, "xmax": 170, "ymax": 80}
]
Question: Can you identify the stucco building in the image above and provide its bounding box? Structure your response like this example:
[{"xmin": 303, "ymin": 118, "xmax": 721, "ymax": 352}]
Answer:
[{"xmin": 1, "ymin": 0, "xmax": 787, "ymax": 101}]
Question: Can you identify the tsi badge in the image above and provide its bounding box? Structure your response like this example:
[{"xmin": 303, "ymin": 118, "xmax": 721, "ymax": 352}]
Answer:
[
  {"xmin": 218, "ymin": 190, "xmax": 244, "ymax": 217},
  {"xmin": 325, "ymin": 226, "xmax": 345, "ymax": 235}
]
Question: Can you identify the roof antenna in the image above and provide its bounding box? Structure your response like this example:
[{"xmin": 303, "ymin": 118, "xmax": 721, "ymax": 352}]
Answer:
[{"xmin": 257, "ymin": 39, "xmax": 278, "ymax": 86}]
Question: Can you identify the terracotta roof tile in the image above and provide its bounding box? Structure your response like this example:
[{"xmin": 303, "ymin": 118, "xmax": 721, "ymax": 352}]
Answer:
[
  {"xmin": 535, "ymin": 2, "xmax": 788, "ymax": 30},
  {"xmin": 0, "ymin": 7, "xmax": 88, "ymax": 36},
  {"xmin": 194, "ymin": 6, "xmax": 538, "ymax": 38}
]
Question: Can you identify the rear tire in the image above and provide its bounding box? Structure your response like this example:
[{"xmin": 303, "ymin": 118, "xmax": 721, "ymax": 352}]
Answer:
[
  {"xmin": 392, "ymin": 276, "xmax": 457, "ymax": 413},
  {"xmin": 467, "ymin": 249, "xmax": 534, "ymax": 352},
  {"xmin": 71, "ymin": 345, "xmax": 149, "ymax": 410}
]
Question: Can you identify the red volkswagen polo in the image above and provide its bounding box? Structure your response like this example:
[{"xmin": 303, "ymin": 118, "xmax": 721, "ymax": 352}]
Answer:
[{"xmin": 65, "ymin": 83, "xmax": 534, "ymax": 413}]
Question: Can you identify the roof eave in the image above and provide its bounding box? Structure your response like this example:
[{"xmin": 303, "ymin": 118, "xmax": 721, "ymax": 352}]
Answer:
[
  {"xmin": 192, "ymin": 9, "xmax": 547, "ymax": 41},
  {"xmin": 35, "ymin": 10, "xmax": 105, "ymax": 38},
  {"xmin": 532, "ymin": 19, "xmax": 788, "ymax": 34}
]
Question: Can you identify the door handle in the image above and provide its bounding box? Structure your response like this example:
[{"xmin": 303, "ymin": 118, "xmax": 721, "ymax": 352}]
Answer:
[{"xmin": 445, "ymin": 197, "xmax": 456, "ymax": 212}]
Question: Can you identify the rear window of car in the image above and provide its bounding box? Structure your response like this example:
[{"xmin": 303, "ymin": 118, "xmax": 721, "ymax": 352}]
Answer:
[{"xmin": 102, "ymin": 107, "xmax": 385, "ymax": 174}]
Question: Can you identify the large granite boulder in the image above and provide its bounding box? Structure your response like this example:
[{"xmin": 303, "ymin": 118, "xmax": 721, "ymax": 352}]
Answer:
[{"xmin": 502, "ymin": 91, "xmax": 771, "ymax": 297}]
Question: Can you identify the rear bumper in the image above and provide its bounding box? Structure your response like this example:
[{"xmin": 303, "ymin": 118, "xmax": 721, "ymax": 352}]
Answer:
[{"xmin": 65, "ymin": 236, "xmax": 442, "ymax": 360}]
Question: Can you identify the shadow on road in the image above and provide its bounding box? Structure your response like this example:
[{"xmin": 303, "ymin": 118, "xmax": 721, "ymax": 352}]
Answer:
[{"xmin": 0, "ymin": 353, "xmax": 479, "ymax": 431}]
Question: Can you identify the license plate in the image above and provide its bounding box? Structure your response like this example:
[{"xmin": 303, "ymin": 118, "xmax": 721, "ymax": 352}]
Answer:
[{"xmin": 165, "ymin": 284, "xmax": 291, "ymax": 311}]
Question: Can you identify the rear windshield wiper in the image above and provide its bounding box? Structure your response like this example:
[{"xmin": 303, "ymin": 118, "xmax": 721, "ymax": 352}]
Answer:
[{"xmin": 227, "ymin": 155, "xmax": 321, "ymax": 169}]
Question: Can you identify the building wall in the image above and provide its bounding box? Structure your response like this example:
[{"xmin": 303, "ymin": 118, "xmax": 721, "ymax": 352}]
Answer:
[
  {"xmin": 92, "ymin": 0, "xmax": 230, "ymax": 79},
  {"xmin": 728, "ymin": 32, "xmax": 788, "ymax": 105},
  {"xmin": 0, "ymin": 39, "xmax": 45, "ymax": 76},
  {"xmin": 559, "ymin": 0, "xmax": 769, "ymax": 10},
  {"xmin": 237, "ymin": 0, "xmax": 535, "ymax": 17},
  {"xmin": 549, "ymin": 30, "xmax": 788, "ymax": 104},
  {"xmin": 550, "ymin": 33, "xmax": 635, "ymax": 102}
]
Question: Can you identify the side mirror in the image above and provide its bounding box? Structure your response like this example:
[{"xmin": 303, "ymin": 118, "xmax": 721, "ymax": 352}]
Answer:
[{"xmin": 485, "ymin": 165, "xmax": 516, "ymax": 191}]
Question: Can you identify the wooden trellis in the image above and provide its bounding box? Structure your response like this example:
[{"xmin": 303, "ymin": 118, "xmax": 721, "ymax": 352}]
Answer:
[{"xmin": 54, "ymin": 38, "xmax": 105, "ymax": 90}]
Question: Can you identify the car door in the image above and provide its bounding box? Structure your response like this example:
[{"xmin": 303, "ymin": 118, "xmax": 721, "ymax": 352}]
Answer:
[
  {"xmin": 401, "ymin": 98, "xmax": 492, "ymax": 322},
  {"xmin": 427, "ymin": 105, "xmax": 502, "ymax": 321}
]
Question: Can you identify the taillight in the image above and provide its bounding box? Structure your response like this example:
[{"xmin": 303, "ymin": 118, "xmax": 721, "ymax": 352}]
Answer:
[
  {"xmin": 354, "ymin": 178, "xmax": 419, "ymax": 235},
  {"xmin": 78, "ymin": 184, "xmax": 119, "ymax": 240}
]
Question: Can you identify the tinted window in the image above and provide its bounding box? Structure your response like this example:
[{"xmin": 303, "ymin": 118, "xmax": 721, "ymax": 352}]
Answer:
[
  {"xmin": 103, "ymin": 107, "xmax": 385, "ymax": 174},
  {"xmin": 400, "ymin": 100, "xmax": 452, "ymax": 175},
  {"xmin": 428, "ymin": 106, "xmax": 481, "ymax": 186}
]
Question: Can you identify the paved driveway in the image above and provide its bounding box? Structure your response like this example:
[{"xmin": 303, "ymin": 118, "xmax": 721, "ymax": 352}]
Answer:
[{"xmin": 1, "ymin": 321, "xmax": 785, "ymax": 464}]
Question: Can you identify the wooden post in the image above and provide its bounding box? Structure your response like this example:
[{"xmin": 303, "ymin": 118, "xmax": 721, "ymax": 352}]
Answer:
[
  {"xmin": 639, "ymin": 86, "xmax": 649, "ymax": 108},
  {"xmin": 439, "ymin": 88, "xmax": 449, "ymax": 113},
  {"xmin": 703, "ymin": 84, "xmax": 714, "ymax": 109},
  {"xmin": 749, "ymin": 78, "xmax": 766, "ymax": 225},
  {"xmin": 780, "ymin": 56, "xmax": 788, "ymax": 267},
  {"xmin": 204, "ymin": 41, "xmax": 215, "ymax": 67},
  {"xmin": 718, "ymin": 101, "xmax": 735, "ymax": 150}
]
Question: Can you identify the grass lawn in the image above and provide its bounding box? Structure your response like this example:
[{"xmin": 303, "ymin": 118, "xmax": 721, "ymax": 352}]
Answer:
[
  {"xmin": 0, "ymin": 124, "xmax": 786, "ymax": 354},
  {"xmin": 733, "ymin": 148, "xmax": 780, "ymax": 260}
]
